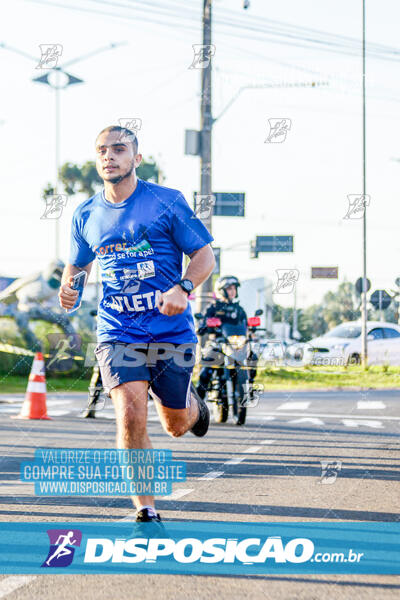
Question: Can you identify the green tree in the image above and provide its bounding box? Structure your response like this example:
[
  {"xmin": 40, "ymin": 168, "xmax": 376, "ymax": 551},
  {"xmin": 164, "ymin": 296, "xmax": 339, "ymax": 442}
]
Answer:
[
  {"xmin": 137, "ymin": 156, "xmax": 163, "ymax": 183},
  {"xmin": 41, "ymin": 156, "xmax": 163, "ymax": 200},
  {"xmin": 273, "ymin": 304, "xmax": 328, "ymax": 341},
  {"xmin": 297, "ymin": 304, "xmax": 327, "ymax": 340},
  {"xmin": 322, "ymin": 281, "xmax": 360, "ymax": 329}
]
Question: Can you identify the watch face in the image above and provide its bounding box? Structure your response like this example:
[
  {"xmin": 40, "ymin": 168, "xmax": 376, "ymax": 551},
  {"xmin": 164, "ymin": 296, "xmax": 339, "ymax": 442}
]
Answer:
[{"xmin": 181, "ymin": 279, "xmax": 194, "ymax": 293}]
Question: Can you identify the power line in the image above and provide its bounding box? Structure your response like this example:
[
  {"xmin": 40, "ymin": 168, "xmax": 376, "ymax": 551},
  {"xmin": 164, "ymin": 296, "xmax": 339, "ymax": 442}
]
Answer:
[{"xmin": 23, "ymin": 0, "xmax": 400, "ymax": 63}]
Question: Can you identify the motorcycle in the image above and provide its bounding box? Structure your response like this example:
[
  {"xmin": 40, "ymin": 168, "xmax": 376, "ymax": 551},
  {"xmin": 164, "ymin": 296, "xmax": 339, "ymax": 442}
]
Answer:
[{"xmin": 195, "ymin": 309, "xmax": 263, "ymax": 426}]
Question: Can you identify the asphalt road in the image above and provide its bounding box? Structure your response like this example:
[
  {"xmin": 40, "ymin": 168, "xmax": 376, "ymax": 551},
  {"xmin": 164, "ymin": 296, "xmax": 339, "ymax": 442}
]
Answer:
[{"xmin": 0, "ymin": 389, "xmax": 399, "ymax": 599}]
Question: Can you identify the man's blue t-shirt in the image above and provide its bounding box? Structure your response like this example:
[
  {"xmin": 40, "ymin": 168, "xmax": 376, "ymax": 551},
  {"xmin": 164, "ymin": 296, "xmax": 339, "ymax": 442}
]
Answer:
[{"xmin": 69, "ymin": 179, "xmax": 213, "ymax": 343}]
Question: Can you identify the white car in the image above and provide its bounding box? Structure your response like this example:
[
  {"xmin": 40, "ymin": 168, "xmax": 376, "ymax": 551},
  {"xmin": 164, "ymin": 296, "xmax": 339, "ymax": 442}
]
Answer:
[{"xmin": 307, "ymin": 321, "xmax": 400, "ymax": 366}]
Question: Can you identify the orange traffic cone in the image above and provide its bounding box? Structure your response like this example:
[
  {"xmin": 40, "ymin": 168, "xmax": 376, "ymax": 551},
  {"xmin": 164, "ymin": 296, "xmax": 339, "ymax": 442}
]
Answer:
[{"xmin": 12, "ymin": 352, "xmax": 52, "ymax": 420}]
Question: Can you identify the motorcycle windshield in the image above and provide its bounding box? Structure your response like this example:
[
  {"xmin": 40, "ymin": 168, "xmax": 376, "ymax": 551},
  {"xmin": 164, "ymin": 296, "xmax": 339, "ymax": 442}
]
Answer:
[{"xmin": 221, "ymin": 322, "xmax": 247, "ymax": 337}]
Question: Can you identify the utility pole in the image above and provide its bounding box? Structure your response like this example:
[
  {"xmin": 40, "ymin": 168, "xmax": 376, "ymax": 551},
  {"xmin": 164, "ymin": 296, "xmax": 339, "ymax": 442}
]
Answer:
[
  {"xmin": 197, "ymin": 0, "xmax": 214, "ymax": 314},
  {"xmin": 361, "ymin": 0, "xmax": 368, "ymax": 367}
]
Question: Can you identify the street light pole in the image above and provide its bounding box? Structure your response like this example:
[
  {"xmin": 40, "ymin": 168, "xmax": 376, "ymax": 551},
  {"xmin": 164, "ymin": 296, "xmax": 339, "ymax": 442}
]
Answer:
[
  {"xmin": 55, "ymin": 71, "xmax": 61, "ymax": 259},
  {"xmin": 0, "ymin": 41, "xmax": 125, "ymax": 260},
  {"xmin": 197, "ymin": 0, "xmax": 214, "ymax": 314},
  {"xmin": 361, "ymin": 0, "xmax": 368, "ymax": 367}
]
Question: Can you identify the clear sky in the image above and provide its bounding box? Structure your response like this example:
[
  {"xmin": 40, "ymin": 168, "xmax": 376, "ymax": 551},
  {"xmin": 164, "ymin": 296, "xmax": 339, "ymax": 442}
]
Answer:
[{"xmin": 1, "ymin": 0, "xmax": 399, "ymax": 308}]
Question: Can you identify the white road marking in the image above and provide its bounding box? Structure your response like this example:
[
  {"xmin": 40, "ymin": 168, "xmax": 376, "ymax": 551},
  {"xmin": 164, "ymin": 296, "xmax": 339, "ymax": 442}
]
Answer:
[
  {"xmin": 167, "ymin": 488, "xmax": 194, "ymax": 500},
  {"xmin": 43, "ymin": 400, "xmax": 71, "ymax": 407},
  {"xmin": 0, "ymin": 407, "xmax": 68, "ymax": 416},
  {"xmin": 198, "ymin": 471, "xmax": 224, "ymax": 480},
  {"xmin": 47, "ymin": 410, "xmax": 70, "ymax": 416},
  {"xmin": 277, "ymin": 401, "xmax": 311, "ymax": 410},
  {"xmin": 119, "ymin": 512, "xmax": 137, "ymax": 522},
  {"xmin": 0, "ymin": 576, "xmax": 36, "ymax": 598},
  {"xmin": 289, "ymin": 417, "xmax": 325, "ymax": 425},
  {"xmin": 342, "ymin": 419, "xmax": 384, "ymax": 429},
  {"xmin": 97, "ymin": 411, "xmax": 115, "ymax": 419},
  {"xmin": 244, "ymin": 446, "xmax": 261, "ymax": 453},
  {"xmin": 254, "ymin": 411, "xmax": 400, "ymax": 421},
  {"xmin": 260, "ymin": 439, "xmax": 276, "ymax": 444},
  {"xmin": 357, "ymin": 401, "xmax": 386, "ymax": 410},
  {"xmin": 225, "ymin": 457, "xmax": 246, "ymax": 465}
]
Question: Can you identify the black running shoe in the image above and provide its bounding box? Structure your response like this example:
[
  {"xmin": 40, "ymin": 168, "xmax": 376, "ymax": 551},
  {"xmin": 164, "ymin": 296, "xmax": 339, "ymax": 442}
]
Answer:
[
  {"xmin": 134, "ymin": 508, "xmax": 166, "ymax": 537},
  {"xmin": 135, "ymin": 508, "xmax": 162, "ymax": 522},
  {"xmin": 190, "ymin": 383, "xmax": 210, "ymax": 437}
]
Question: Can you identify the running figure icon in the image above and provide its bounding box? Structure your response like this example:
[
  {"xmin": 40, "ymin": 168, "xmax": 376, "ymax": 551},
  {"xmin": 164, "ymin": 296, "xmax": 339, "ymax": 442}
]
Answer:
[{"xmin": 46, "ymin": 531, "xmax": 77, "ymax": 566}]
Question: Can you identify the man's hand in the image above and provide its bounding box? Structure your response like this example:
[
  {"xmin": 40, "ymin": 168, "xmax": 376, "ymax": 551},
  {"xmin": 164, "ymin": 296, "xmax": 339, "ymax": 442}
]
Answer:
[
  {"xmin": 58, "ymin": 276, "xmax": 79, "ymax": 310},
  {"xmin": 157, "ymin": 285, "xmax": 188, "ymax": 316}
]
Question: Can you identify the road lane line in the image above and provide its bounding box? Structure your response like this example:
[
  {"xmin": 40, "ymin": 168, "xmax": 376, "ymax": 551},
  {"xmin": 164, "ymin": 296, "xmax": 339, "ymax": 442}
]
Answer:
[
  {"xmin": 198, "ymin": 471, "xmax": 224, "ymax": 480},
  {"xmin": 357, "ymin": 401, "xmax": 386, "ymax": 409},
  {"xmin": 244, "ymin": 446, "xmax": 261, "ymax": 453},
  {"xmin": 289, "ymin": 417, "xmax": 325, "ymax": 425},
  {"xmin": 260, "ymin": 439, "xmax": 276, "ymax": 444},
  {"xmin": 251, "ymin": 411, "xmax": 400, "ymax": 421},
  {"xmin": 277, "ymin": 401, "xmax": 310, "ymax": 410},
  {"xmin": 167, "ymin": 488, "xmax": 194, "ymax": 500},
  {"xmin": 224, "ymin": 457, "xmax": 246, "ymax": 465},
  {"xmin": 0, "ymin": 576, "xmax": 36, "ymax": 598},
  {"xmin": 342, "ymin": 419, "xmax": 384, "ymax": 429}
]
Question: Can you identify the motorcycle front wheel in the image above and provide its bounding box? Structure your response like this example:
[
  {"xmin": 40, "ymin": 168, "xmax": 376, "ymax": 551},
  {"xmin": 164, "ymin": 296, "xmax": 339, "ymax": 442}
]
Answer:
[
  {"xmin": 209, "ymin": 380, "xmax": 229, "ymax": 423},
  {"xmin": 213, "ymin": 400, "xmax": 229, "ymax": 423}
]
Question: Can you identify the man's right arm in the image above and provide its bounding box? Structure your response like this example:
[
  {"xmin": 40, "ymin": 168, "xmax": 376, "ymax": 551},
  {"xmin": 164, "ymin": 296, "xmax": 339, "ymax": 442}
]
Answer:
[{"xmin": 58, "ymin": 262, "xmax": 93, "ymax": 310}]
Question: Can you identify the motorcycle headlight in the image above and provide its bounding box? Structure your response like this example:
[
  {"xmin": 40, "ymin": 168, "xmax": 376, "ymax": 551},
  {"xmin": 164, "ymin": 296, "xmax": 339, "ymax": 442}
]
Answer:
[{"xmin": 227, "ymin": 335, "xmax": 247, "ymax": 350}]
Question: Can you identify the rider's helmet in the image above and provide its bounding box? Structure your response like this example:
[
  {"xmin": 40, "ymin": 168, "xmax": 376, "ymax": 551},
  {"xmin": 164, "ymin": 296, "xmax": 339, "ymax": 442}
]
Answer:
[
  {"xmin": 215, "ymin": 275, "xmax": 240, "ymax": 301},
  {"xmin": 44, "ymin": 260, "xmax": 65, "ymax": 289}
]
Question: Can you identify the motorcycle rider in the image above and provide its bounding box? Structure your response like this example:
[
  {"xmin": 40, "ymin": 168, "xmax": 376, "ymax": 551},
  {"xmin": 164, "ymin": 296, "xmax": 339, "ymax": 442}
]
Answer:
[{"xmin": 196, "ymin": 275, "xmax": 257, "ymax": 400}]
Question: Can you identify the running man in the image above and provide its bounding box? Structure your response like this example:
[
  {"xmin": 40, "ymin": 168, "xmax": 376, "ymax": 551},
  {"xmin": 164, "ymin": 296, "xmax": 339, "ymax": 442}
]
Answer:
[
  {"xmin": 46, "ymin": 531, "xmax": 77, "ymax": 566},
  {"xmin": 59, "ymin": 125, "xmax": 215, "ymax": 523}
]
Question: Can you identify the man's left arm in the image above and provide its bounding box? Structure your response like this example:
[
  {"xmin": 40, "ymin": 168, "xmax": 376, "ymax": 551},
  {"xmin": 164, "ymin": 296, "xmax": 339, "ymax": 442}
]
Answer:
[{"xmin": 157, "ymin": 245, "xmax": 215, "ymax": 316}]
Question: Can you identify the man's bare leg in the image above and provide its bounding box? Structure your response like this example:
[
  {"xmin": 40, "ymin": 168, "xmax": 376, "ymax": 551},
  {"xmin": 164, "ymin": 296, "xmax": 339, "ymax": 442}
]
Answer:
[
  {"xmin": 150, "ymin": 388, "xmax": 199, "ymax": 437},
  {"xmin": 111, "ymin": 380, "xmax": 154, "ymax": 511}
]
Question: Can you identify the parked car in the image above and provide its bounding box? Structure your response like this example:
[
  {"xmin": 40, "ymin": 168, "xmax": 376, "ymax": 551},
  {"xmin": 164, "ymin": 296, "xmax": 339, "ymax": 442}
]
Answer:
[{"xmin": 307, "ymin": 321, "xmax": 400, "ymax": 366}]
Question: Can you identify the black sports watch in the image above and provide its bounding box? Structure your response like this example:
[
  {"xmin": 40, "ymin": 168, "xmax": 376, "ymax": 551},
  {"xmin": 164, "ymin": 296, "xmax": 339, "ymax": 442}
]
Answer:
[{"xmin": 178, "ymin": 279, "xmax": 194, "ymax": 295}]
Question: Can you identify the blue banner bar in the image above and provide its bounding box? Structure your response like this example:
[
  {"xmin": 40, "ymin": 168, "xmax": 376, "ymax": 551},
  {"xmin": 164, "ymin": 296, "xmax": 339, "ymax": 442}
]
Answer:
[{"xmin": 0, "ymin": 522, "xmax": 398, "ymax": 575}]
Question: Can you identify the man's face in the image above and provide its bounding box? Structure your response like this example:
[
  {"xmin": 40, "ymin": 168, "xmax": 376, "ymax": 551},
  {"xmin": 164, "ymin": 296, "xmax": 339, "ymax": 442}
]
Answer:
[
  {"xmin": 225, "ymin": 284, "xmax": 237, "ymax": 301},
  {"xmin": 95, "ymin": 130, "xmax": 142, "ymax": 184}
]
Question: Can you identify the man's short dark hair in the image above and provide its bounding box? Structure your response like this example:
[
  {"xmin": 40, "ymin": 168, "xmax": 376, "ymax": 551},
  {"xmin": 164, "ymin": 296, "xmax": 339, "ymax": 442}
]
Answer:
[{"xmin": 96, "ymin": 125, "xmax": 138, "ymax": 154}]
